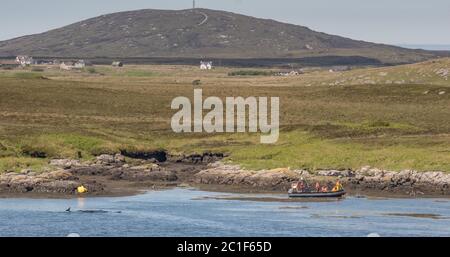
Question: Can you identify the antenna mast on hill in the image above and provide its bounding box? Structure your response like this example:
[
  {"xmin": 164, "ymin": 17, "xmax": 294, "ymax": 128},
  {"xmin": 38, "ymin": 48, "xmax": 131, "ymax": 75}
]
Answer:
[{"xmin": 193, "ymin": 0, "xmax": 196, "ymax": 9}]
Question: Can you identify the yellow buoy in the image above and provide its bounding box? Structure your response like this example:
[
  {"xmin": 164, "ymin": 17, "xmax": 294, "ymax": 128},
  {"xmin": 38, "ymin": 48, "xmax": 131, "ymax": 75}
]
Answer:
[{"xmin": 77, "ymin": 185, "xmax": 88, "ymax": 194}]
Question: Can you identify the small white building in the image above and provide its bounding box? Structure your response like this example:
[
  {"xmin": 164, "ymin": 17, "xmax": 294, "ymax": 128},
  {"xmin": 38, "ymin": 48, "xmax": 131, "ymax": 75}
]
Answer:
[
  {"xmin": 112, "ymin": 61, "xmax": 123, "ymax": 67},
  {"xmin": 59, "ymin": 62, "xmax": 72, "ymax": 71},
  {"xmin": 15, "ymin": 55, "xmax": 34, "ymax": 67},
  {"xmin": 74, "ymin": 60, "xmax": 86, "ymax": 69},
  {"xmin": 59, "ymin": 60, "xmax": 87, "ymax": 71},
  {"xmin": 305, "ymin": 44, "xmax": 313, "ymax": 50},
  {"xmin": 276, "ymin": 70, "xmax": 302, "ymax": 76},
  {"xmin": 200, "ymin": 61, "xmax": 213, "ymax": 70}
]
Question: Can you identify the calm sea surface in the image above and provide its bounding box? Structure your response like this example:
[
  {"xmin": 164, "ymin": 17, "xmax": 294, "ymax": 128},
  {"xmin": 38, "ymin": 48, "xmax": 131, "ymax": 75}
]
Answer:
[{"xmin": 0, "ymin": 188, "xmax": 449, "ymax": 237}]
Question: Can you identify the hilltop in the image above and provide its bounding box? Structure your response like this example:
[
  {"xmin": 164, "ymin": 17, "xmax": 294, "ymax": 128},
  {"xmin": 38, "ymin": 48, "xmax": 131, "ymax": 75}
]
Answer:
[{"xmin": 0, "ymin": 8, "xmax": 441, "ymax": 64}]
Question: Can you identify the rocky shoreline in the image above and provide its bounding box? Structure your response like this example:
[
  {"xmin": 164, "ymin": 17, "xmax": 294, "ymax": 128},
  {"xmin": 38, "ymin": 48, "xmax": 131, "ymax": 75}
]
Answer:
[
  {"xmin": 0, "ymin": 153, "xmax": 221, "ymax": 197},
  {"xmin": 194, "ymin": 162, "xmax": 450, "ymax": 196},
  {"xmin": 0, "ymin": 153, "xmax": 449, "ymax": 197}
]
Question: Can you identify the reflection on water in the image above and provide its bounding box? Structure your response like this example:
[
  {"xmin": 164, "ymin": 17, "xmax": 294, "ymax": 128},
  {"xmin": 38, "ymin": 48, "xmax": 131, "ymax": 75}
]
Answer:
[
  {"xmin": 77, "ymin": 198, "xmax": 86, "ymax": 209},
  {"xmin": 0, "ymin": 188, "xmax": 449, "ymax": 237}
]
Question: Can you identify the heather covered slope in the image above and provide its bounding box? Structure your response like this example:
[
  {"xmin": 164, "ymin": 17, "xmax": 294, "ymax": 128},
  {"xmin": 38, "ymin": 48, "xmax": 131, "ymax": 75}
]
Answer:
[
  {"xmin": 0, "ymin": 8, "xmax": 438, "ymax": 64},
  {"xmin": 0, "ymin": 59, "xmax": 449, "ymax": 173}
]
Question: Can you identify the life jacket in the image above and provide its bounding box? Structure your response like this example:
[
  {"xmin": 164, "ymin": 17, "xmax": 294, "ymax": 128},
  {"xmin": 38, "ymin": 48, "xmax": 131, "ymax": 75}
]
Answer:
[
  {"xmin": 77, "ymin": 185, "xmax": 88, "ymax": 194},
  {"xmin": 332, "ymin": 182, "xmax": 343, "ymax": 192}
]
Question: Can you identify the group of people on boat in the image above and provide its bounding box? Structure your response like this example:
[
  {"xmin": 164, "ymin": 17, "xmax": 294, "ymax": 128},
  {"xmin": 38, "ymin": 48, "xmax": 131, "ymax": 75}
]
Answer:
[{"xmin": 291, "ymin": 178, "xmax": 343, "ymax": 193}]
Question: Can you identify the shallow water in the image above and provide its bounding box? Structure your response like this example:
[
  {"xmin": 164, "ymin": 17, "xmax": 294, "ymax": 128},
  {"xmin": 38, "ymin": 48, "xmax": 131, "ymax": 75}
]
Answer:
[{"xmin": 0, "ymin": 188, "xmax": 449, "ymax": 237}]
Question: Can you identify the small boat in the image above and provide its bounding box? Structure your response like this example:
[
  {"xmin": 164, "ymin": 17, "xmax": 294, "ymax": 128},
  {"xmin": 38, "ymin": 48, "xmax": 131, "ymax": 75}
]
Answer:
[{"xmin": 288, "ymin": 189, "xmax": 346, "ymax": 198}]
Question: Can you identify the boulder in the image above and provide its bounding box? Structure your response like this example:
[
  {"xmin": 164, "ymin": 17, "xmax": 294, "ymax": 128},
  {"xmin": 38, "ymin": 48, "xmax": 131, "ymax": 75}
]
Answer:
[
  {"xmin": 316, "ymin": 169, "xmax": 354, "ymax": 177},
  {"xmin": 96, "ymin": 154, "xmax": 115, "ymax": 164},
  {"xmin": 37, "ymin": 170, "xmax": 75, "ymax": 180},
  {"xmin": 96, "ymin": 154, "xmax": 126, "ymax": 165},
  {"xmin": 114, "ymin": 153, "xmax": 126, "ymax": 163},
  {"xmin": 49, "ymin": 159, "xmax": 81, "ymax": 169}
]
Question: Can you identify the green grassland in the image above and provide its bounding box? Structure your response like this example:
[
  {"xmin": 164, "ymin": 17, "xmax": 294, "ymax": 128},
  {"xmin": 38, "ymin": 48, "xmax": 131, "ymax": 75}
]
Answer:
[{"xmin": 0, "ymin": 59, "xmax": 449, "ymax": 172}]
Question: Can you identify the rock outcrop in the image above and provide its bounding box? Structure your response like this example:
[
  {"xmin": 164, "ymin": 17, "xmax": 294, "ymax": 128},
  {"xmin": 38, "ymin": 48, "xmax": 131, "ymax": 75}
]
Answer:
[
  {"xmin": 0, "ymin": 169, "xmax": 103, "ymax": 194},
  {"xmin": 2, "ymin": 154, "xmax": 449, "ymax": 197},
  {"xmin": 348, "ymin": 166, "xmax": 450, "ymax": 195},
  {"xmin": 49, "ymin": 159, "xmax": 82, "ymax": 169},
  {"xmin": 193, "ymin": 162, "xmax": 450, "ymax": 196},
  {"xmin": 0, "ymin": 153, "xmax": 181, "ymax": 196},
  {"xmin": 168, "ymin": 152, "xmax": 225, "ymax": 164},
  {"xmin": 193, "ymin": 163, "xmax": 309, "ymax": 191}
]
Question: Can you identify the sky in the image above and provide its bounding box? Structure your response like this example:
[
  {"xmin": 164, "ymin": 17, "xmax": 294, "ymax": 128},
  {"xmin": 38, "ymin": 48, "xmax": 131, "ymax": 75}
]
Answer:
[{"xmin": 1, "ymin": 0, "xmax": 450, "ymax": 49}]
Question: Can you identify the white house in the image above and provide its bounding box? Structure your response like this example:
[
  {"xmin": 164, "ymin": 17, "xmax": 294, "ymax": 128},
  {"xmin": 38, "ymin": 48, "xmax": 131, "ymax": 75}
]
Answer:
[
  {"xmin": 305, "ymin": 44, "xmax": 313, "ymax": 50},
  {"xmin": 74, "ymin": 60, "xmax": 86, "ymax": 69},
  {"xmin": 15, "ymin": 55, "xmax": 34, "ymax": 67},
  {"xmin": 200, "ymin": 61, "xmax": 213, "ymax": 70},
  {"xmin": 59, "ymin": 62, "xmax": 72, "ymax": 71},
  {"xmin": 276, "ymin": 70, "xmax": 302, "ymax": 76},
  {"xmin": 112, "ymin": 61, "xmax": 123, "ymax": 67},
  {"xmin": 59, "ymin": 60, "xmax": 87, "ymax": 70}
]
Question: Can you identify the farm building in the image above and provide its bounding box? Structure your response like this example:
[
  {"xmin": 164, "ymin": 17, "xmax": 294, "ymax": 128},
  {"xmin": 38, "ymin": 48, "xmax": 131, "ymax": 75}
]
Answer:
[
  {"xmin": 200, "ymin": 61, "xmax": 213, "ymax": 70},
  {"xmin": 59, "ymin": 60, "xmax": 88, "ymax": 70},
  {"xmin": 15, "ymin": 55, "xmax": 34, "ymax": 67},
  {"xmin": 59, "ymin": 62, "xmax": 74, "ymax": 71},
  {"xmin": 74, "ymin": 60, "xmax": 86, "ymax": 69},
  {"xmin": 277, "ymin": 70, "xmax": 301, "ymax": 76},
  {"xmin": 276, "ymin": 70, "xmax": 303, "ymax": 76},
  {"xmin": 0, "ymin": 60, "xmax": 20, "ymax": 69},
  {"xmin": 112, "ymin": 61, "xmax": 123, "ymax": 67}
]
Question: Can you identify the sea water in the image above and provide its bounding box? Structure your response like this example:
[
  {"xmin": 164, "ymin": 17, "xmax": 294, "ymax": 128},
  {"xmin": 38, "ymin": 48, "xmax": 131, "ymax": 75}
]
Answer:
[{"xmin": 0, "ymin": 188, "xmax": 449, "ymax": 237}]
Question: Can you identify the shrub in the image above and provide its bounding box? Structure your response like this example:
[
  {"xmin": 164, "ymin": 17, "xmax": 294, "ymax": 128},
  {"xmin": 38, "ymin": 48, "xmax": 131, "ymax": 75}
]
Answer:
[
  {"xmin": 192, "ymin": 79, "xmax": 202, "ymax": 86},
  {"xmin": 31, "ymin": 67, "xmax": 45, "ymax": 72},
  {"xmin": 21, "ymin": 145, "xmax": 50, "ymax": 158},
  {"xmin": 13, "ymin": 72, "xmax": 44, "ymax": 79},
  {"xmin": 85, "ymin": 67, "xmax": 97, "ymax": 74},
  {"xmin": 228, "ymin": 70, "xmax": 273, "ymax": 76},
  {"xmin": 367, "ymin": 120, "xmax": 390, "ymax": 127}
]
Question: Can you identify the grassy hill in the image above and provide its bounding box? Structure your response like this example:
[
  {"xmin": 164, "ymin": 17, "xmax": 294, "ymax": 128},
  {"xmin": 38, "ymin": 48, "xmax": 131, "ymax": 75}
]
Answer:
[
  {"xmin": 317, "ymin": 58, "xmax": 450, "ymax": 86},
  {"xmin": 0, "ymin": 8, "xmax": 440, "ymax": 64},
  {"xmin": 0, "ymin": 59, "xmax": 449, "ymax": 172}
]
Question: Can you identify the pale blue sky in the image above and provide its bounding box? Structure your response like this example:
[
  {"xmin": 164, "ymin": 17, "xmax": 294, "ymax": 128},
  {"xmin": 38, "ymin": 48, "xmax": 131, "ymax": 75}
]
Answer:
[{"xmin": 1, "ymin": 0, "xmax": 450, "ymax": 48}]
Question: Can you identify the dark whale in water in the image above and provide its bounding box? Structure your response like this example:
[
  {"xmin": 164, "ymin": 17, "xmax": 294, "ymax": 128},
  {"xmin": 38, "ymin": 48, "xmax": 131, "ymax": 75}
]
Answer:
[{"xmin": 65, "ymin": 207, "xmax": 121, "ymax": 214}]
